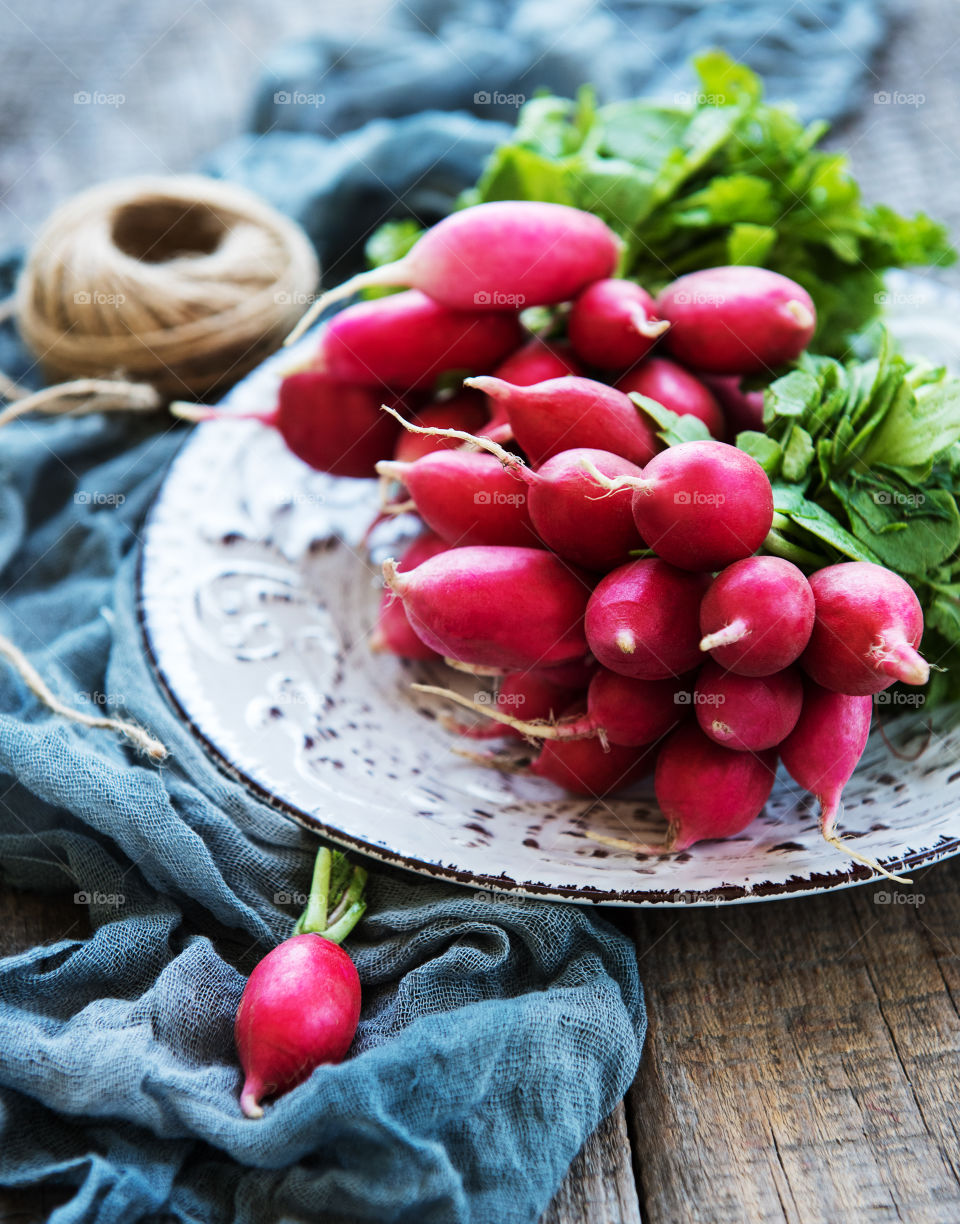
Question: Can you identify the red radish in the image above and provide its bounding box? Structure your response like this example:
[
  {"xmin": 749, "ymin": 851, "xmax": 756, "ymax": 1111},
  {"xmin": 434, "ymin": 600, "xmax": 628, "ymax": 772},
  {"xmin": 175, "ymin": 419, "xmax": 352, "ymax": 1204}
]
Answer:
[
  {"xmin": 395, "ymin": 392, "xmax": 489, "ymax": 463},
  {"xmin": 484, "ymin": 339, "xmax": 583, "ymax": 440},
  {"xmin": 658, "ymin": 266, "xmax": 816, "ymax": 375},
  {"xmin": 439, "ymin": 667, "xmax": 584, "ymax": 741},
  {"xmin": 288, "ymin": 201, "xmax": 622, "ymax": 340},
  {"xmin": 376, "ymin": 452, "xmax": 536, "ymax": 548},
  {"xmin": 528, "ymin": 705, "xmax": 653, "ymax": 796},
  {"xmin": 801, "ymin": 562, "xmax": 928, "ymax": 695},
  {"xmin": 585, "ymin": 559, "xmax": 709, "ymax": 679},
  {"xmin": 526, "ymin": 448, "xmax": 645, "ymax": 571},
  {"xmin": 703, "ymin": 375, "xmax": 766, "ymax": 438},
  {"xmin": 617, "ymin": 359, "xmax": 725, "ymax": 439},
  {"xmin": 465, "ymin": 375, "xmax": 659, "ymax": 467},
  {"xmin": 493, "ymin": 337, "xmax": 583, "ymax": 386},
  {"xmin": 313, "ymin": 290, "xmax": 523, "ymax": 391},
  {"xmin": 370, "ymin": 532, "xmax": 447, "ymax": 659},
  {"xmin": 419, "ymin": 667, "xmax": 684, "ymax": 748},
  {"xmin": 585, "ymin": 440, "xmax": 774, "ymax": 571},
  {"xmin": 779, "ymin": 680, "xmax": 908, "ymax": 881},
  {"xmin": 173, "ymin": 371, "xmax": 403, "ymax": 479},
  {"xmin": 694, "ymin": 662, "xmax": 803, "ymax": 751},
  {"xmin": 656, "ymin": 721, "xmax": 777, "ymax": 850},
  {"xmin": 567, "ymin": 278, "xmax": 668, "ymax": 369},
  {"xmin": 536, "ymin": 658, "xmax": 599, "ymax": 689},
  {"xmin": 699, "ymin": 556, "xmax": 815, "ymax": 676},
  {"xmin": 382, "ymin": 545, "xmax": 590, "ymax": 670},
  {"xmin": 236, "ymin": 847, "xmax": 366, "ymax": 1118}
]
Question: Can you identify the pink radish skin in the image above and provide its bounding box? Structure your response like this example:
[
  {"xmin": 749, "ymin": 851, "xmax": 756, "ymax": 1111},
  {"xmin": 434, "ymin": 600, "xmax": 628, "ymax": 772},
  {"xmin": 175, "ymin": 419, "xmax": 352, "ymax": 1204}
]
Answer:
[
  {"xmin": 395, "ymin": 393, "xmax": 489, "ymax": 463},
  {"xmin": 530, "ymin": 705, "xmax": 653, "ymax": 796},
  {"xmin": 193, "ymin": 370, "xmax": 403, "ymax": 479},
  {"xmin": 370, "ymin": 532, "xmax": 447, "ymax": 659},
  {"xmin": 694, "ymin": 661, "xmax": 803, "ymax": 751},
  {"xmin": 236, "ymin": 933, "xmax": 360, "ymax": 1118},
  {"xmin": 703, "ymin": 375, "xmax": 766, "ymax": 438},
  {"xmin": 617, "ymin": 359, "xmax": 725, "ymax": 439},
  {"xmin": 778, "ymin": 680, "xmax": 907, "ymax": 881},
  {"xmin": 801, "ymin": 562, "xmax": 928, "ymax": 695},
  {"xmin": 292, "ymin": 202, "xmax": 621, "ymax": 335},
  {"xmin": 699, "ymin": 556, "xmax": 815, "ymax": 676},
  {"xmin": 586, "ymin": 559, "xmax": 710, "ymax": 680},
  {"xmin": 658, "ymin": 266, "xmax": 816, "ymax": 375},
  {"xmin": 484, "ymin": 339, "xmax": 583, "ymax": 439},
  {"xmin": 568, "ymin": 279, "xmax": 668, "ymax": 369},
  {"xmin": 383, "ymin": 545, "xmax": 590, "ymax": 670},
  {"xmin": 446, "ymin": 668, "xmax": 584, "ymax": 741},
  {"xmin": 656, "ymin": 721, "xmax": 777, "ymax": 850},
  {"xmin": 376, "ymin": 452, "xmax": 537, "ymax": 548},
  {"xmin": 314, "ymin": 290, "xmax": 523, "ymax": 391},
  {"xmin": 589, "ymin": 440, "xmax": 774, "ymax": 572},
  {"xmin": 466, "ymin": 375, "xmax": 659, "ymax": 468},
  {"xmin": 526, "ymin": 448, "xmax": 645, "ymax": 572},
  {"xmin": 422, "ymin": 667, "xmax": 684, "ymax": 747}
]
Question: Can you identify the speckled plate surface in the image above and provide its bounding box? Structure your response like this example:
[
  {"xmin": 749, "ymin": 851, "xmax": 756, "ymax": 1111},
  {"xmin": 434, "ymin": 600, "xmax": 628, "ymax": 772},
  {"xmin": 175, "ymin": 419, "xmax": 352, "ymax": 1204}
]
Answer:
[{"xmin": 138, "ymin": 273, "xmax": 960, "ymax": 905}]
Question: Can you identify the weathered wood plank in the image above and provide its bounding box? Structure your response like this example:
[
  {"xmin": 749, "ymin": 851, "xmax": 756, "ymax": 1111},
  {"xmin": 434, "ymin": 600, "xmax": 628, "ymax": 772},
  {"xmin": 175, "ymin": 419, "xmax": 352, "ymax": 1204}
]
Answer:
[
  {"xmin": 542, "ymin": 1101, "xmax": 642, "ymax": 1224},
  {"xmin": 628, "ymin": 861, "xmax": 960, "ymax": 1224}
]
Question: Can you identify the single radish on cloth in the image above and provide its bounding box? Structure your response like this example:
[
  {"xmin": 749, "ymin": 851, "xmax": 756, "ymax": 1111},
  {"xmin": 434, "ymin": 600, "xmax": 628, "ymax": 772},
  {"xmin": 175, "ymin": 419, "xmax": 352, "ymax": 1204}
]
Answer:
[
  {"xmin": 568, "ymin": 278, "xmax": 668, "ymax": 369},
  {"xmin": 418, "ymin": 667, "xmax": 684, "ymax": 748},
  {"xmin": 376, "ymin": 451, "xmax": 537, "ymax": 548},
  {"xmin": 465, "ymin": 375, "xmax": 659, "ymax": 467},
  {"xmin": 370, "ymin": 532, "xmax": 447, "ymax": 659},
  {"xmin": 173, "ymin": 370, "xmax": 403, "ymax": 479},
  {"xmin": 288, "ymin": 201, "xmax": 622, "ymax": 339},
  {"xmin": 695, "ymin": 661, "xmax": 803, "ymax": 751},
  {"xmin": 779, "ymin": 680, "xmax": 909, "ymax": 882},
  {"xmin": 585, "ymin": 559, "xmax": 710, "ymax": 679},
  {"xmin": 655, "ymin": 720, "xmax": 777, "ymax": 850},
  {"xmin": 616, "ymin": 358, "xmax": 725, "ymax": 439},
  {"xmin": 800, "ymin": 561, "xmax": 928, "ymax": 695},
  {"xmin": 313, "ymin": 289, "xmax": 523, "ymax": 391},
  {"xmin": 236, "ymin": 847, "xmax": 367, "ymax": 1118},
  {"xmin": 657, "ymin": 266, "xmax": 816, "ymax": 374},
  {"xmin": 584, "ymin": 440, "xmax": 774, "ymax": 571},
  {"xmin": 382, "ymin": 545, "xmax": 591, "ymax": 671},
  {"xmin": 394, "ymin": 392, "xmax": 490, "ymax": 463},
  {"xmin": 699, "ymin": 556, "xmax": 815, "ymax": 676}
]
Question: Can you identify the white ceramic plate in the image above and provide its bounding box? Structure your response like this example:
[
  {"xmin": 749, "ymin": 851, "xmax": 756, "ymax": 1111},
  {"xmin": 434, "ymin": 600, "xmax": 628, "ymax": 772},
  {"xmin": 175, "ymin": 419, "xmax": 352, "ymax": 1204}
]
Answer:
[{"xmin": 138, "ymin": 273, "xmax": 960, "ymax": 905}]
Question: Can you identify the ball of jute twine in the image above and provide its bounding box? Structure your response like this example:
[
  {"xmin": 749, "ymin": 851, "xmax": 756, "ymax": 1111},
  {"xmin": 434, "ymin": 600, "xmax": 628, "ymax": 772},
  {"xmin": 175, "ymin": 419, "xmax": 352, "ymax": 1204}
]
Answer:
[{"xmin": 0, "ymin": 175, "xmax": 320, "ymax": 760}]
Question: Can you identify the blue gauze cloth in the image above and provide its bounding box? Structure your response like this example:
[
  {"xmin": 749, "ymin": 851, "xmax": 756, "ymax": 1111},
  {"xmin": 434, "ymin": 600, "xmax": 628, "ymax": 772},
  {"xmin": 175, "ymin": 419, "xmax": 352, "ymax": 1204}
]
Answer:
[{"xmin": 0, "ymin": 2, "xmax": 889, "ymax": 1219}]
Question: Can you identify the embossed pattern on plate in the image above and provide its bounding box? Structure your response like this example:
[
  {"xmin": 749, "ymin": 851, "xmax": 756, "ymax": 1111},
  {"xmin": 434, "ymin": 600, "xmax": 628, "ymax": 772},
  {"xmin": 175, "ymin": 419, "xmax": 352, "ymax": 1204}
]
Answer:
[{"xmin": 139, "ymin": 275, "xmax": 960, "ymax": 904}]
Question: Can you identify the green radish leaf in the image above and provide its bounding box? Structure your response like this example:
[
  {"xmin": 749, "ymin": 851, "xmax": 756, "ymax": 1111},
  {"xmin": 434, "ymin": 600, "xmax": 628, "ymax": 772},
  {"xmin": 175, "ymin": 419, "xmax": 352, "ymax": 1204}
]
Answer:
[
  {"xmin": 763, "ymin": 369, "xmax": 821, "ymax": 425},
  {"xmin": 781, "ymin": 425, "xmax": 815, "ymax": 481},
  {"xmin": 860, "ymin": 376, "xmax": 960, "ymax": 470},
  {"xmin": 629, "ymin": 393, "xmax": 712, "ymax": 445},
  {"xmin": 736, "ymin": 430, "xmax": 782, "ymax": 475}
]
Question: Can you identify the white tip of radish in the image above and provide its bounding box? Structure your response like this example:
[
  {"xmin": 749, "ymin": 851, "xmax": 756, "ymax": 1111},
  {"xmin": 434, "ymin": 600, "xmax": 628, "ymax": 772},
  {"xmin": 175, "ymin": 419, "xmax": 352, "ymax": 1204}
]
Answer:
[
  {"xmin": 240, "ymin": 1086, "xmax": 265, "ymax": 1119},
  {"xmin": 710, "ymin": 720, "xmax": 733, "ymax": 740},
  {"xmin": 783, "ymin": 299, "xmax": 816, "ymax": 331},
  {"xmin": 615, "ymin": 629, "xmax": 636, "ymax": 655},
  {"xmin": 629, "ymin": 308, "xmax": 670, "ymax": 340},
  {"xmin": 374, "ymin": 460, "xmax": 410, "ymax": 483},
  {"xmin": 699, "ymin": 619, "xmax": 749, "ymax": 652},
  {"xmin": 381, "ymin": 558, "xmax": 405, "ymax": 594},
  {"xmin": 820, "ymin": 797, "xmax": 912, "ymax": 884},
  {"xmin": 877, "ymin": 640, "xmax": 930, "ymax": 687},
  {"xmin": 464, "ymin": 375, "xmax": 508, "ymax": 399}
]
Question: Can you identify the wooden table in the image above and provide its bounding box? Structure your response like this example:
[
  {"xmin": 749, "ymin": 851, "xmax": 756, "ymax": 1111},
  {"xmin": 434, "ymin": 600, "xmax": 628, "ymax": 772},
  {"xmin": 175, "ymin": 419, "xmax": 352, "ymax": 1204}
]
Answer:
[{"xmin": 2, "ymin": 0, "xmax": 959, "ymax": 1218}]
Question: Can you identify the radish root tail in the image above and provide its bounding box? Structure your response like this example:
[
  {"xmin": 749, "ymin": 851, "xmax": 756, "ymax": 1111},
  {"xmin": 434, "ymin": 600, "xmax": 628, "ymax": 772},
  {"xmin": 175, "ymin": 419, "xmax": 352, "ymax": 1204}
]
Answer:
[
  {"xmin": 380, "ymin": 403, "xmax": 528, "ymax": 475},
  {"xmin": 412, "ymin": 682, "xmax": 591, "ymax": 742},
  {"xmin": 821, "ymin": 804, "xmax": 911, "ymax": 884}
]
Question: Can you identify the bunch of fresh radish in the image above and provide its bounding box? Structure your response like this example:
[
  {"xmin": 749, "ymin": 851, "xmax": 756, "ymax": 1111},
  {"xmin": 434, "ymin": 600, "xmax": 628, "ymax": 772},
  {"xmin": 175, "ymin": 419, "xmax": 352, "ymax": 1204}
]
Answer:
[{"xmin": 191, "ymin": 201, "xmax": 930, "ymax": 878}]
